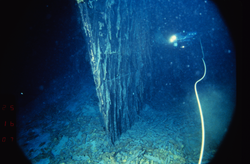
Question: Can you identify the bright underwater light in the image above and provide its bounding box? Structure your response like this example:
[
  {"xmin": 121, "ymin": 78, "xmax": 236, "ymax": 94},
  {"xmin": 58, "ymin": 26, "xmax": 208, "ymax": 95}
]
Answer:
[
  {"xmin": 169, "ymin": 35, "xmax": 177, "ymax": 43},
  {"xmin": 169, "ymin": 31, "xmax": 197, "ymax": 47}
]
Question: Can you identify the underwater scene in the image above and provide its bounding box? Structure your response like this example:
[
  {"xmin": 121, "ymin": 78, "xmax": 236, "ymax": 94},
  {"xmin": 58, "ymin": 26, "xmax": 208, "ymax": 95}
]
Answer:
[{"xmin": 2, "ymin": 0, "xmax": 240, "ymax": 164}]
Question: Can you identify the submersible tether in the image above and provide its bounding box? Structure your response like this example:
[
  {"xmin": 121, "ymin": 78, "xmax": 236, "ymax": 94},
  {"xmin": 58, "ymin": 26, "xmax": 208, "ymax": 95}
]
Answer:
[{"xmin": 194, "ymin": 38, "xmax": 206, "ymax": 164}]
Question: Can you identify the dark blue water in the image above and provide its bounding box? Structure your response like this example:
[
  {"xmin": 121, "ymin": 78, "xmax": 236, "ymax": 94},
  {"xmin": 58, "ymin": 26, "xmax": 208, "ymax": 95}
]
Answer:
[{"xmin": 2, "ymin": 0, "xmax": 240, "ymax": 163}]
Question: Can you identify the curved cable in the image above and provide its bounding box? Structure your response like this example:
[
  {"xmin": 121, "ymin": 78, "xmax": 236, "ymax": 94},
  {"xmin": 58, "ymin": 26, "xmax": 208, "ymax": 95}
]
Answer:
[{"xmin": 194, "ymin": 38, "xmax": 206, "ymax": 164}]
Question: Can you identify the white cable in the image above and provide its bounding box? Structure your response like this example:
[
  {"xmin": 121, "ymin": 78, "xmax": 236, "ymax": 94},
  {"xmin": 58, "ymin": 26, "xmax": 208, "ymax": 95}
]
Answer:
[{"xmin": 194, "ymin": 38, "xmax": 206, "ymax": 164}]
